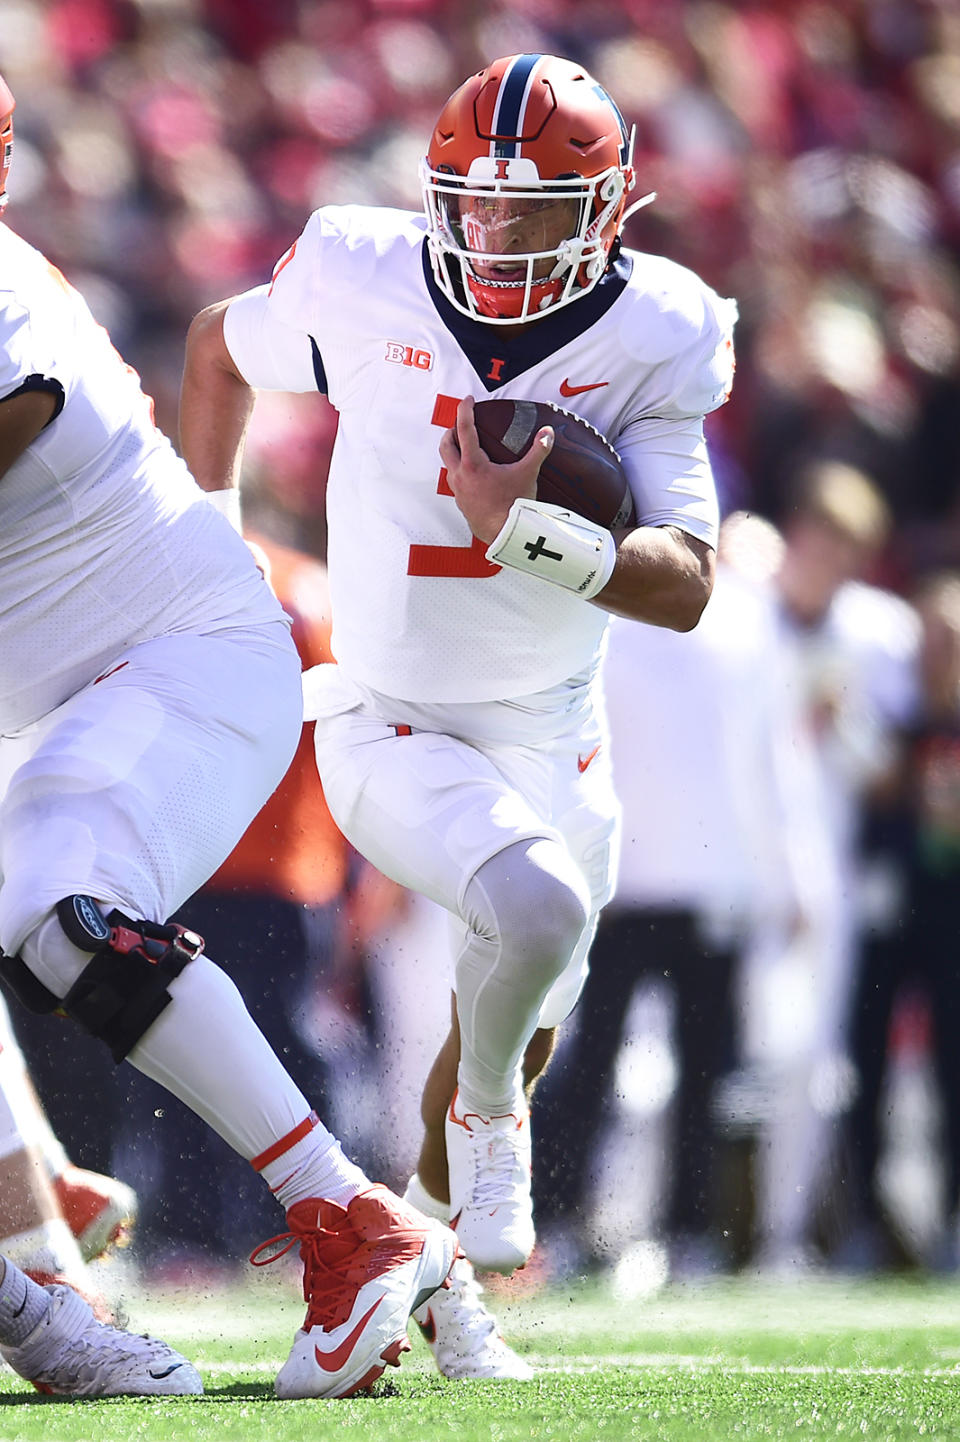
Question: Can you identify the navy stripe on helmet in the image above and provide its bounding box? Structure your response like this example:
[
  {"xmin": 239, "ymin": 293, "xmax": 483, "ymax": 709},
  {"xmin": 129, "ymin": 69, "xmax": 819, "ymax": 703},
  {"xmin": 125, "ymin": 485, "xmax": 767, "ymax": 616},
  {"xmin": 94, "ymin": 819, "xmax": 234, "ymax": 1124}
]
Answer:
[
  {"xmin": 593, "ymin": 82, "xmax": 631, "ymax": 166},
  {"xmin": 491, "ymin": 53, "xmax": 542, "ymax": 159}
]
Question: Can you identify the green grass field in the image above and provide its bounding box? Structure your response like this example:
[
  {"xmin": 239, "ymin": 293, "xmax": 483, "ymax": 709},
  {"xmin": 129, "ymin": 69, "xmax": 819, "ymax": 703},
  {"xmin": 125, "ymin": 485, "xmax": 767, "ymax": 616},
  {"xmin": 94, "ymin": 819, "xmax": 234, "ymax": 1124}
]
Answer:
[{"xmin": 2, "ymin": 1267, "xmax": 960, "ymax": 1442}]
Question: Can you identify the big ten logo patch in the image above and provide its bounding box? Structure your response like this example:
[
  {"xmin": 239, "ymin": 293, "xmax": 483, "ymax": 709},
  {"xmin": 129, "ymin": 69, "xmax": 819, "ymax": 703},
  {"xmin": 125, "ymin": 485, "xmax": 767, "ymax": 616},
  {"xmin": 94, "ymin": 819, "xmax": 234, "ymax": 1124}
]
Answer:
[{"xmin": 385, "ymin": 342, "xmax": 434, "ymax": 371}]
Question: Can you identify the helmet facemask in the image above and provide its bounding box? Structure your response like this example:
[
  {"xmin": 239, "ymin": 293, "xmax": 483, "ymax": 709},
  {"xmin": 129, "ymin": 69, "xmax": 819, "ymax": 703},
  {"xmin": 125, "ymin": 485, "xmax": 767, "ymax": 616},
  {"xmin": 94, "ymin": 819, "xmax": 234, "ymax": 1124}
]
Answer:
[{"xmin": 421, "ymin": 156, "xmax": 632, "ymax": 324}]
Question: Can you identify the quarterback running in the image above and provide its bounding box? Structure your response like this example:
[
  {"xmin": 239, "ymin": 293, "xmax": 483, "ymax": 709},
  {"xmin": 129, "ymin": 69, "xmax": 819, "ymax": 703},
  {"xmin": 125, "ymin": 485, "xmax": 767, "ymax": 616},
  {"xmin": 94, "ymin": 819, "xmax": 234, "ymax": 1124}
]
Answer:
[
  {"xmin": 182, "ymin": 53, "xmax": 736, "ymax": 1379},
  {"xmin": 0, "ymin": 74, "xmax": 456, "ymax": 1401}
]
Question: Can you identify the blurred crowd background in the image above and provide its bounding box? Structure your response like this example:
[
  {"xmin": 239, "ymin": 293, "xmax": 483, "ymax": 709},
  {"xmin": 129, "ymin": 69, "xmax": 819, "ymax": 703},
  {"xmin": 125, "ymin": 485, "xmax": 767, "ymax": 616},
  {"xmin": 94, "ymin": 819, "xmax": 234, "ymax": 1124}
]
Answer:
[{"xmin": 4, "ymin": 0, "xmax": 960, "ymax": 1296}]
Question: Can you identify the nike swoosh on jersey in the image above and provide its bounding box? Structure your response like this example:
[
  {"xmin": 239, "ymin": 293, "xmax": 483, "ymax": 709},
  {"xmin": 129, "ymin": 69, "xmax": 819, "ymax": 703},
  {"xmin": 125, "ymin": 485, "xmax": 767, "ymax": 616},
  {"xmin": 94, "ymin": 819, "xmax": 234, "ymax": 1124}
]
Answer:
[
  {"xmin": 559, "ymin": 379, "xmax": 609, "ymax": 397},
  {"xmin": 313, "ymin": 1297, "xmax": 383, "ymax": 1373},
  {"xmin": 577, "ymin": 745, "xmax": 601, "ymax": 773}
]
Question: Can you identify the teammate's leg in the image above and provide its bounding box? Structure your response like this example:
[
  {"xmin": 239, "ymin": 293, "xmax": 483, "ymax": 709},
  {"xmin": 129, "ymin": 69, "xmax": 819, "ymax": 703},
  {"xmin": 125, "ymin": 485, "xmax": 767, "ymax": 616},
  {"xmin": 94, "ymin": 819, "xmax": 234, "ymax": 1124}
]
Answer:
[{"xmin": 0, "ymin": 634, "xmax": 457, "ymax": 1400}]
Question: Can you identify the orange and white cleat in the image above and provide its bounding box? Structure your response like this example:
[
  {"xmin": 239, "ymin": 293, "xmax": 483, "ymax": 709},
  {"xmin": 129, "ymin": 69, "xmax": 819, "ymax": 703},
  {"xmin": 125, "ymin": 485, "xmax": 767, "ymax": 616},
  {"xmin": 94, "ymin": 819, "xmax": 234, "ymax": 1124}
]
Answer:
[
  {"xmin": 252, "ymin": 1184, "xmax": 457, "ymax": 1399},
  {"xmin": 52, "ymin": 1166, "xmax": 138, "ymax": 1264}
]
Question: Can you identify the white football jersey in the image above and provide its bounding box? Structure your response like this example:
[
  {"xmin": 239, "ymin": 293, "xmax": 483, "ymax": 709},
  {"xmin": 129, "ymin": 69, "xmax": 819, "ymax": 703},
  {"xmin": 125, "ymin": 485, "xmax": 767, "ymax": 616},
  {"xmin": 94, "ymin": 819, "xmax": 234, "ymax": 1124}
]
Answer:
[
  {"xmin": 0, "ymin": 223, "xmax": 284, "ymax": 732},
  {"xmin": 224, "ymin": 205, "xmax": 736, "ymax": 703}
]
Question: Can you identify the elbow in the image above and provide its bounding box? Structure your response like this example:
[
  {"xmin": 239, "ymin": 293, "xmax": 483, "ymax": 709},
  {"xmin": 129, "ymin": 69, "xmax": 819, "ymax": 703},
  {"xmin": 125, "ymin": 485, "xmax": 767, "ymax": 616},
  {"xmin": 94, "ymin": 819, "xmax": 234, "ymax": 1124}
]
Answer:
[
  {"xmin": 669, "ymin": 559, "xmax": 715, "ymax": 632},
  {"xmin": 669, "ymin": 594, "xmax": 710, "ymax": 632}
]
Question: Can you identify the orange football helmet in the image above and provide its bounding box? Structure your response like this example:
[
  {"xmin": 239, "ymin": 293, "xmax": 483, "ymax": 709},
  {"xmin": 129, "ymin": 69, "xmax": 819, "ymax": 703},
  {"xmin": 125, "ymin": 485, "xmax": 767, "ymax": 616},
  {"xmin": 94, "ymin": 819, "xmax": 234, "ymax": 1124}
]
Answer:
[
  {"xmin": 421, "ymin": 54, "xmax": 648, "ymax": 325},
  {"xmin": 0, "ymin": 74, "xmax": 14, "ymax": 210}
]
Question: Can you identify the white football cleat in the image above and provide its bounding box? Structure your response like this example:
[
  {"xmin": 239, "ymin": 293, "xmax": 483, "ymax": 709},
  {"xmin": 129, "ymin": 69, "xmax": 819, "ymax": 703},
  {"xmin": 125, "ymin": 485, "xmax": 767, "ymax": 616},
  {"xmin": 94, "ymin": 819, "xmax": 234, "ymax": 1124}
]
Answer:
[
  {"xmin": 0, "ymin": 1283, "xmax": 203, "ymax": 1396},
  {"xmin": 413, "ymin": 1256, "xmax": 534, "ymax": 1379},
  {"xmin": 53, "ymin": 1165, "xmax": 138, "ymax": 1264},
  {"xmin": 446, "ymin": 1090, "xmax": 535, "ymax": 1274},
  {"xmin": 252, "ymin": 1184, "xmax": 457, "ymax": 1399}
]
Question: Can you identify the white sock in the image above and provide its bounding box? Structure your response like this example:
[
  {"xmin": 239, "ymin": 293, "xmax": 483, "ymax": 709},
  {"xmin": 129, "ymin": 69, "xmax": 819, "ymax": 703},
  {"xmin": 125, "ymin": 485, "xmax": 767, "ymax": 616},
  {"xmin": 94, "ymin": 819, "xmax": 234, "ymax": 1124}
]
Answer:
[
  {"xmin": 256, "ymin": 1121, "xmax": 368, "ymax": 1211},
  {"xmin": 127, "ymin": 954, "xmax": 323, "ymax": 1161},
  {"xmin": 403, "ymin": 1173, "xmax": 451, "ymax": 1222}
]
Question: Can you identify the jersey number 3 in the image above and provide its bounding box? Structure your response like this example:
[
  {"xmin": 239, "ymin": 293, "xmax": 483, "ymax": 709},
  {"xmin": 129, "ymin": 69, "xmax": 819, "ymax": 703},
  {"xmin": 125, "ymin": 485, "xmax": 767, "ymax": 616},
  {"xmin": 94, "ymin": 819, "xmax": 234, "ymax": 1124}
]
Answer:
[{"xmin": 406, "ymin": 395, "xmax": 501, "ymax": 579}]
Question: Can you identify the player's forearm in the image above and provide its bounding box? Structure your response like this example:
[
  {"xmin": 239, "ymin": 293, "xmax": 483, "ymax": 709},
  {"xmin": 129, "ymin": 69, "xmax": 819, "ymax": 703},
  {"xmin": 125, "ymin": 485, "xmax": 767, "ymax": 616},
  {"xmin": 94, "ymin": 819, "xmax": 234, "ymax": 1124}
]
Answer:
[
  {"xmin": 179, "ymin": 301, "xmax": 255, "ymax": 494},
  {"xmin": 593, "ymin": 525, "xmax": 715, "ymax": 629}
]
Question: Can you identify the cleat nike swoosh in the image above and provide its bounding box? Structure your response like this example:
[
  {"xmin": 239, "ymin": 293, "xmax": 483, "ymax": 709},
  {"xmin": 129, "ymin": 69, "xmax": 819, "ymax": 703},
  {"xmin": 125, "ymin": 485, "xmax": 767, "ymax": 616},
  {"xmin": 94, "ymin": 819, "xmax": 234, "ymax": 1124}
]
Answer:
[
  {"xmin": 417, "ymin": 1310, "xmax": 437, "ymax": 1345},
  {"xmin": 148, "ymin": 1364, "xmax": 184, "ymax": 1379},
  {"xmin": 314, "ymin": 1297, "xmax": 383, "ymax": 1373},
  {"xmin": 578, "ymin": 745, "xmax": 601, "ymax": 773},
  {"xmin": 559, "ymin": 379, "xmax": 609, "ymax": 397}
]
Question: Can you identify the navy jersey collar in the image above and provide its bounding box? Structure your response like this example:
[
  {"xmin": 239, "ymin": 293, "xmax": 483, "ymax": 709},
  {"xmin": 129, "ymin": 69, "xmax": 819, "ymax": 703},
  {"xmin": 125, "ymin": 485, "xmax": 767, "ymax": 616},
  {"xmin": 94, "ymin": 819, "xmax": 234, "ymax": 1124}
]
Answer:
[{"xmin": 421, "ymin": 243, "xmax": 632, "ymax": 391}]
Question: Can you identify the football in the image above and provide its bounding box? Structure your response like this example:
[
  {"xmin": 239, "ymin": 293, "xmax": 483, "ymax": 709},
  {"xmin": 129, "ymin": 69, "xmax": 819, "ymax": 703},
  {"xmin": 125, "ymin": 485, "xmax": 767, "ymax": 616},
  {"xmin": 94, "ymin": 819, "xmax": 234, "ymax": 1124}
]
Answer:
[{"xmin": 470, "ymin": 398, "xmax": 636, "ymax": 530}]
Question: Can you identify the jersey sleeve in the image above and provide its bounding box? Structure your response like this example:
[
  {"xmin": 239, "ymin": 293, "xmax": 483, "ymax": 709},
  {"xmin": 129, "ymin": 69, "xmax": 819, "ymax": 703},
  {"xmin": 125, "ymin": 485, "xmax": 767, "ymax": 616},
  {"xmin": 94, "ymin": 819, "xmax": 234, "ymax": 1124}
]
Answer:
[
  {"xmin": 0, "ymin": 293, "xmax": 36, "ymax": 399},
  {"xmin": 664, "ymin": 290, "xmax": 737, "ymax": 420},
  {"xmin": 616, "ymin": 415, "xmax": 719, "ymax": 547},
  {"xmin": 624, "ymin": 264, "xmax": 738, "ymax": 422},
  {"xmin": 222, "ymin": 284, "xmax": 322, "ymax": 395},
  {"xmin": 222, "ymin": 209, "xmax": 329, "ymax": 394}
]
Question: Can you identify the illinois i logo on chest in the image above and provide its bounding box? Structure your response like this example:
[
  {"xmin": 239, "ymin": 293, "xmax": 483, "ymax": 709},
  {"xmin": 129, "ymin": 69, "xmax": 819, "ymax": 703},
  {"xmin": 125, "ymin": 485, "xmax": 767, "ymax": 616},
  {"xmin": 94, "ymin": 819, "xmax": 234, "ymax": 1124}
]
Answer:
[{"xmin": 384, "ymin": 341, "xmax": 434, "ymax": 371}]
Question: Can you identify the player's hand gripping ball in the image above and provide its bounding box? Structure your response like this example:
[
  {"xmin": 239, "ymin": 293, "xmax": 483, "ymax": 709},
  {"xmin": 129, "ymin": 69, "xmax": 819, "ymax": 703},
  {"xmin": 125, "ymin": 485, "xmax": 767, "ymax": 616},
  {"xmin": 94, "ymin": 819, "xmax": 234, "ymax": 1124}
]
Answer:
[{"xmin": 471, "ymin": 399, "xmax": 636, "ymax": 530}]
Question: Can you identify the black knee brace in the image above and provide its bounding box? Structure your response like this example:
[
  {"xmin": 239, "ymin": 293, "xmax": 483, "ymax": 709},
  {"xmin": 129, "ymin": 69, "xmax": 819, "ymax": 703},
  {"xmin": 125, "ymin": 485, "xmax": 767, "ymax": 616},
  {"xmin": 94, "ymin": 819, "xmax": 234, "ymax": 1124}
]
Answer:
[{"xmin": 0, "ymin": 896, "xmax": 203, "ymax": 1063}]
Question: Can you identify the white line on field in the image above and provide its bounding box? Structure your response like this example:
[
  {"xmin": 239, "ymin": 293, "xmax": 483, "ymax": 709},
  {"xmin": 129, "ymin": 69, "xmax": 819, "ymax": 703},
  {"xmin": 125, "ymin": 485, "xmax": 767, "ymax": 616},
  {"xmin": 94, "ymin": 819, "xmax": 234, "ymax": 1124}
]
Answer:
[{"xmin": 194, "ymin": 1356, "xmax": 960, "ymax": 1379}]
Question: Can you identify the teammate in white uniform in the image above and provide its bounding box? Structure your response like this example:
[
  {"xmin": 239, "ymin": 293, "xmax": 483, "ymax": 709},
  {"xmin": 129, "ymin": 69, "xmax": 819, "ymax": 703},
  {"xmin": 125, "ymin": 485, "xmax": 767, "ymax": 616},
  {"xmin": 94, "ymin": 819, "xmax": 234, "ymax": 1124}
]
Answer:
[
  {"xmin": 182, "ymin": 54, "xmax": 735, "ymax": 1378},
  {"xmin": 0, "ymin": 75, "xmax": 456, "ymax": 1401}
]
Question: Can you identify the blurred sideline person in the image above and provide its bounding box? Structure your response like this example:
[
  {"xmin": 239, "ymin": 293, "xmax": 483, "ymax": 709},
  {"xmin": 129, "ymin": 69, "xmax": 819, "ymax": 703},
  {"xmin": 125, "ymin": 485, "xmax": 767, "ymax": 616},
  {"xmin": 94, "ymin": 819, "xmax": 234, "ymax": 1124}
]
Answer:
[
  {"xmin": 0, "ymin": 1251, "xmax": 201, "ymax": 1397},
  {"xmin": 534, "ymin": 518, "xmax": 831, "ymax": 1278},
  {"xmin": 845, "ymin": 571, "xmax": 960, "ymax": 1270},
  {"xmin": 0, "ymin": 76, "xmax": 455, "ymax": 1401},
  {"xmin": 181, "ymin": 52, "xmax": 735, "ymax": 1373},
  {"xmin": 740, "ymin": 463, "xmax": 920, "ymax": 1271}
]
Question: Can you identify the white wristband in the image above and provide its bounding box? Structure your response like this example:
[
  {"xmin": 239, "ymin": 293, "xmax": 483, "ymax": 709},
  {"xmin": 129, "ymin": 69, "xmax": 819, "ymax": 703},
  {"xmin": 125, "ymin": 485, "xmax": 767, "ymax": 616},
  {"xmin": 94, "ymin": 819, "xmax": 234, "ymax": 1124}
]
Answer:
[
  {"xmin": 204, "ymin": 487, "xmax": 243, "ymax": 534},
  {"xmin": 485, "ymin": 498, "xmax": 617, "ymax": 600}
]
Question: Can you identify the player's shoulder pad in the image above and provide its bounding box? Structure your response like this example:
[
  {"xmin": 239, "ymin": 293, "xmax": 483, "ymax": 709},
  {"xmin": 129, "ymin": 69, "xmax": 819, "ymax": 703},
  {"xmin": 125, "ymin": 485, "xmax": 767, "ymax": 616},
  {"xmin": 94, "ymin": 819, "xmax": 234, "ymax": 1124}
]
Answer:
[
  {"xmin": 618, "ymin": 250, "xmax": 738, "ymax": 419},
  {"xmin": 266, "ymin": 205, "xmax": 424, "ymax": 329}
]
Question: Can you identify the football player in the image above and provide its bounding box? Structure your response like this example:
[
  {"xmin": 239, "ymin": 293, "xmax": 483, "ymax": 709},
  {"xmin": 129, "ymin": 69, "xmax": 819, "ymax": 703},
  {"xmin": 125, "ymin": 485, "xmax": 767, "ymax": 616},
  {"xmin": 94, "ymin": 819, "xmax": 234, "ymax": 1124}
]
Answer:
[
  {"xmin": 0, "ymin": 74, "xmax": 456, "ymax": 1400},
  {"xmin": 182, "ymin": 54, "xmax": 735, "ymax": 1377}
]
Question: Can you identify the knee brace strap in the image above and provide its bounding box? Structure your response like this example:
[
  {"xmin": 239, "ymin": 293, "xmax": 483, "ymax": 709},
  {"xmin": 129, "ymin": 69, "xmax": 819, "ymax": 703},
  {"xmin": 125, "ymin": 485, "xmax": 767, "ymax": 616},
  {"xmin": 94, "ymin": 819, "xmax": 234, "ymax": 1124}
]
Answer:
[{"xmin": 54, "ymin": 896, "xmax": 204, "ymax": 1063}]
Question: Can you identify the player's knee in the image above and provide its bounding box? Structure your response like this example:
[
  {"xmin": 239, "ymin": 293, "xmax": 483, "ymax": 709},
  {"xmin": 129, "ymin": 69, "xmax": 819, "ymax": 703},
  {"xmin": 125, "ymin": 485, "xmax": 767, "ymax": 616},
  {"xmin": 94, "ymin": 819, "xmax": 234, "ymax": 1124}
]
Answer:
[
  {"xmin": 472, "ymin": 839, "xmax": 590, "ymax": 972},
  {"xmin": 523, "ymin": 869, "xmax": 589, "ymax": 966},
  {"xmin": 0, "ymin": 896, "xmax": 203, "ymax": 1063}
]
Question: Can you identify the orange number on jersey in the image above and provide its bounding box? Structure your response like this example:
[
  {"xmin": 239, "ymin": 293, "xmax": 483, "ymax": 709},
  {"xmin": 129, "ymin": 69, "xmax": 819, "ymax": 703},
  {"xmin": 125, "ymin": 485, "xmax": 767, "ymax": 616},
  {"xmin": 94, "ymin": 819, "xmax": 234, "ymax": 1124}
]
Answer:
[{"xmin": 406, "ymin": 393, "xmax": 501, "ymax": 579}]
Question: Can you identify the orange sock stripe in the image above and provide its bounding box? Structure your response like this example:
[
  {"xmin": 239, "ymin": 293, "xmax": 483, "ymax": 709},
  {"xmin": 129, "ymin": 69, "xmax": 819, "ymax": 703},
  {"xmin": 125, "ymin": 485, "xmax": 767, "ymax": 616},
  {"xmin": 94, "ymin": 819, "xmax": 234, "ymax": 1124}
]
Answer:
[
  {"xmin": 250, "ymin": 1110, "xmax": 320, "ymax": 1172},
  {"xmin": 267, "ymin": 1170, "xmax": 298, "ymax": 1196}
]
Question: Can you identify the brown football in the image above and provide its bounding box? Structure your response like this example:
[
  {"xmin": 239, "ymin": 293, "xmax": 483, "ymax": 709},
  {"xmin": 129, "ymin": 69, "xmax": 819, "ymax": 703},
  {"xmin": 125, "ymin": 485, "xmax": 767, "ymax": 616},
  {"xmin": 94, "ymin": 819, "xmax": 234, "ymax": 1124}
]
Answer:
[{"xmin": 470, "ymin": 399, "xmax": 636, "ymax": 530}]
